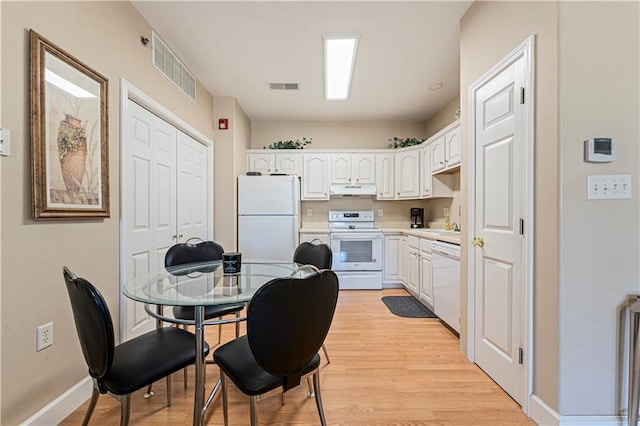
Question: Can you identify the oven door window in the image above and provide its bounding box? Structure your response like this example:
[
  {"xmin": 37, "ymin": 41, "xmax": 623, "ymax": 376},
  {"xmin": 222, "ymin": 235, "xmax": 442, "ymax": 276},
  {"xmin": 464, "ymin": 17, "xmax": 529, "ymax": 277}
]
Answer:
[{"xmin": 338, "ymin": 240, "xmax": 372, "ymax": 263}]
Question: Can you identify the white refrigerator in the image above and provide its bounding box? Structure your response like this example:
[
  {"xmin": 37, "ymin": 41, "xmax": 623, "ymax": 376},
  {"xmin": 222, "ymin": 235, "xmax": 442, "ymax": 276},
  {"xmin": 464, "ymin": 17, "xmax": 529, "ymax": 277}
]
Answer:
[{"xmin": 237, "ymin": 175, "xmax": 300, "ymax": 261}]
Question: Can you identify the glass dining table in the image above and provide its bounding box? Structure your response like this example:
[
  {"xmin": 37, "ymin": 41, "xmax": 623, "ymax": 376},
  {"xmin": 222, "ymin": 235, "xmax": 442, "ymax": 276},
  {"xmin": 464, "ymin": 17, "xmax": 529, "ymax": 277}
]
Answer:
[{"xmin": 123, "ymin": 259, "xmax": 316, "ymax": 426}]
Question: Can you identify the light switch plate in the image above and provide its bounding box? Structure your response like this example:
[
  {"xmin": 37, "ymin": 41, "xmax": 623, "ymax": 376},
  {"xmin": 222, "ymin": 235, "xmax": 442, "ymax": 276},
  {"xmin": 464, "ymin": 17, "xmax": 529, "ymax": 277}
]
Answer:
[
  {"xmin": 0, "ymin": 128, "xmax": 11, "ymax": 156},
  {"xmin": 587, "ymin": 174, "xmax": 632, "ymax": 200}
]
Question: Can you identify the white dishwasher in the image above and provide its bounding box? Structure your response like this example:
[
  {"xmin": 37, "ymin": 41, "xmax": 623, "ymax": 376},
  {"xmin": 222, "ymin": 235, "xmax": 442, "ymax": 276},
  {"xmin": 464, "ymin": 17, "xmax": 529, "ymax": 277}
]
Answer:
[{"xmin": 431, "ymin": 241, "xmax": 461, "ymax": 333}]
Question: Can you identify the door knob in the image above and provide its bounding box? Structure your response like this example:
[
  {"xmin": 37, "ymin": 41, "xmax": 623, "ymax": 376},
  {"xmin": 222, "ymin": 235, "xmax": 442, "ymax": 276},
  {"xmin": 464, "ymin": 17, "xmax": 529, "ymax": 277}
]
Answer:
[{"xmin": 472, "ymin": 237, "xmax": 484, "ymax": 247}]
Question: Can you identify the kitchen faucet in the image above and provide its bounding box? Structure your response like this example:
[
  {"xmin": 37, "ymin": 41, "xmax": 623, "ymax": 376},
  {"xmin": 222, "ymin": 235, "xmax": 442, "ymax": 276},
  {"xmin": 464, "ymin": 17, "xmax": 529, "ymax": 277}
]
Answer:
[{"xmin": 451, "ymin": 223, "xmax": 460, "ymax": 232}]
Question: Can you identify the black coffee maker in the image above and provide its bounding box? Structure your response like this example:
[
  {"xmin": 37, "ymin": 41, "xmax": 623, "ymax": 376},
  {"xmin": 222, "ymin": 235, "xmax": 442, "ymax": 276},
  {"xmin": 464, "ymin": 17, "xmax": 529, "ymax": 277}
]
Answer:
[{"xmin": 410, "ymin": 208, "xmax": 424, "ymax": 228}]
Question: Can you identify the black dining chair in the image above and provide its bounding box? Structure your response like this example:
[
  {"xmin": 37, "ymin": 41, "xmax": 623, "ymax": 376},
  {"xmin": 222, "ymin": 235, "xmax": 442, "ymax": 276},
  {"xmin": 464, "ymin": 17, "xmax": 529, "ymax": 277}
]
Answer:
[
  {"xmin": 165, "ymin": 239, "xmax": 245, "ymax": 341},
  {"xmin": 213, "ymin": 269, "xmax": 339, "ymax": 426},
  {"xmin": 62, "ymin": 266, "xmax": 209, "ymax": 426},
  {"xmin": 293, "ymin": 240, "xmax": 333, "ymax": 363},
  {"xmin": 160, "ymin": 239, "xmax": 245, "ymax": 390}
]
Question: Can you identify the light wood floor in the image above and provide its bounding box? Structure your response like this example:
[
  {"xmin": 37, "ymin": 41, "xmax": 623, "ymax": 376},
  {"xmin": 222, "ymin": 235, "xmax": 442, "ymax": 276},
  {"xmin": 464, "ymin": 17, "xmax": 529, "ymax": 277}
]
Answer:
[{"xmin": 61, "ymin": 289, "xmax": 534, "ymax": 425}]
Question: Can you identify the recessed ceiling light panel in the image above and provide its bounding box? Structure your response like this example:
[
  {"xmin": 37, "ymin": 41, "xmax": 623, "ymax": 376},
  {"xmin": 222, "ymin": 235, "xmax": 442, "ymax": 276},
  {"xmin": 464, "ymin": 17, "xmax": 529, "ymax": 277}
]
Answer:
[
  {"xmin": 429, "ymin": 83, "xmax": 444, "ymax": 91},
  {"xmin": 323, "ymin": 33, "xmax": 359, "ymax": 100}
]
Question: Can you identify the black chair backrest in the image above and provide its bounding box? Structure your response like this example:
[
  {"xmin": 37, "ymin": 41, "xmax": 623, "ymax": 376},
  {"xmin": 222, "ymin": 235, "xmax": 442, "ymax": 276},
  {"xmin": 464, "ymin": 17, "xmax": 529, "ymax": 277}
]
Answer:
[
  {"xmin": 165, "ymin": 240, "xmax": 224, "ymax": 267},
  {"xmin": 63, "ymin": 266, "xmax": 114, "ymax": 380},
  {"xmin": 246, "ymin": 270, "xmax": 339, "ymax": 391},
  {"xmin": 293, "ymin": 242, "xmax": 332, "ymax": 270}
]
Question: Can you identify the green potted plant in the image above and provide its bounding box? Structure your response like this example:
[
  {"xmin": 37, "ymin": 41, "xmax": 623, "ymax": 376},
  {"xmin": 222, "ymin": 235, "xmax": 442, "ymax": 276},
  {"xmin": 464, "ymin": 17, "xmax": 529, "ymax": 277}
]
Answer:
[
  {"xmin": 264, "ymin": 137, "xmax": 312, "ymax": 149},
  {"xmin": 386, "ymin": 137, "xmax": 426, "ymax": 149}
]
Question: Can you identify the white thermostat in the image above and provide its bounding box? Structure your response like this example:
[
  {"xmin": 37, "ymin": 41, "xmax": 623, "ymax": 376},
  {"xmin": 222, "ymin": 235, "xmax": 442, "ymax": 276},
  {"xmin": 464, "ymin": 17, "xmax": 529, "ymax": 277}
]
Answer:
[{"xmin": 584, "ymin": 138, "xmax": 615, "ymax": 162}]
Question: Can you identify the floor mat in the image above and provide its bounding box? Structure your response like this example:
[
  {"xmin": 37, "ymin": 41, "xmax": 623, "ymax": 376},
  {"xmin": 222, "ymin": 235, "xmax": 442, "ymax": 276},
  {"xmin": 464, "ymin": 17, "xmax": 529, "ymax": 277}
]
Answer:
[{"xmin": 381, "ymin": 295, "xmax": 438, "ymax": 318}]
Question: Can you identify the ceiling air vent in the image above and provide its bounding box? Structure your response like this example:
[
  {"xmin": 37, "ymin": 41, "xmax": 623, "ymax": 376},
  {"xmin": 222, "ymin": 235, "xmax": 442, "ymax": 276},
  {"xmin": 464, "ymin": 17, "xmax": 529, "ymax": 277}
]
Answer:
[
  {"xmin": 152, "ymin": 32, "xmax": 196, "ymax": 102},
  {"xmin": 269, "ymin": 83, "xmax": 300, "ymax": 90}
]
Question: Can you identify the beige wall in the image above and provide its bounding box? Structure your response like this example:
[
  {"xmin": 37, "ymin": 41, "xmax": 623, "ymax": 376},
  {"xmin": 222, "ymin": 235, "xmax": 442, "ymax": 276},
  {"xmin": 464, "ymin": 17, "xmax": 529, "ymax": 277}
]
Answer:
[
  {"xmin": 461, "ymin": 0, "xmax": 640, "ymax": 417},
  {"xmin": 302, "ymin": 198, "xmax": 428, "ymax": 229},
  {"xmin": 0, "ymin": 2, "xmax": 214, "ymax": 423},
  {"xmin": 424, "ymin": 96, "xmax": 460, "ymax": 139},
  {"xmin": 460, "ymin": 0, "xmax": 560, "ymax": 410},
  {"xmin": 557, "ymin": 1, "xmax": 639, "ymax": 415},
  {"xmin": 252, "ymin": 121, "xmax": 426, "ymax": 150},
  {"xmin": 213, "ymin": 97, "xmax": 251, "ymax": 251}
]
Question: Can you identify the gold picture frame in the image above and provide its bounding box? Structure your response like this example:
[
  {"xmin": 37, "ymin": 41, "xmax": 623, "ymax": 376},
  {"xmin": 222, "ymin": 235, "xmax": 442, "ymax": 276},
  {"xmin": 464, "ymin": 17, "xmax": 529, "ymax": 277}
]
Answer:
[{"xmin": 30, "ymin": 30, "xmax": 109, "ymax": 219}]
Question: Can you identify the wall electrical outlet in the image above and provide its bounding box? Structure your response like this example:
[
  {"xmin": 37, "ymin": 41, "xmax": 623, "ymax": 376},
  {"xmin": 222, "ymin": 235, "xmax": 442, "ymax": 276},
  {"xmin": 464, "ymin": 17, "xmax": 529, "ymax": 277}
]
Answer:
[
  {"xmin": 377, "ymin": 208, "xmax": 384, "ymax": 217},
  {"xmin": 306, "ymin": 208, "xmax": 313, "ymax": 217},
  {"xmin": 587, "ymin": 174, "xmax": 632, "ymax": 200},
  {"xmin": 443, "ymin": 207, "xmax": 449, "ymax": 217},
  {"xmin": 36, "ymin": 322, "xmax": 53, "ymax": 351}
]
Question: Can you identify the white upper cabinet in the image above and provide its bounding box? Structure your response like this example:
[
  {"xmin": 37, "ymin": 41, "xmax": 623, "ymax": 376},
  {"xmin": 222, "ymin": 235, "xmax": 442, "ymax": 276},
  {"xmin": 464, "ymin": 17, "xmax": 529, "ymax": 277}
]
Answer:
[
  {"xmin": 430, "ymin": 136, "xmax": 446, "ymax": 173},
  {"xmin": 420, "ymin": 145, "xmax": 432, "ymax": 198},
  {"xmin": 330, "ymin": 153, "xmax": 375, "ymax": 185},
  {"xmin": 395, "ymin": 149, "xmax": 420, "ymax": 199},
  {"xmin": 376, "ymin": 153, "xmax": 395, "ymax": 200},
  {"xmin": 247, "ymin": 152, "xmax": 302, "ymax": 176},
  {"xmin": 445, "ymin": 125, "xmax": 461, "ymax": 167},
  {"xmin": 431, "ymin": 120, "xmax": 461, "ymax": 174},
  {"xmin": 302, "ymin": 153, "xmax": 330, "ymax": 200}
]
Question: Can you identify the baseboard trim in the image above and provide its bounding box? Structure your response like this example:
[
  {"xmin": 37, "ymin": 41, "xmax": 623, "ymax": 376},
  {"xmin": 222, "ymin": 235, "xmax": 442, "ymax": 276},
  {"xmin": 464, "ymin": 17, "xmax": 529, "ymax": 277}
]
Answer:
[
  {"xmin": 22, "ymin": 376, "xmax": 91, "ymax": 425},
  {"xmin": 530, "ymin": 394, "xmax": 625, "ymax": 426},
  {"xmin": 530, "ymin": 395, "xmax": 560, "ymax": 426}
]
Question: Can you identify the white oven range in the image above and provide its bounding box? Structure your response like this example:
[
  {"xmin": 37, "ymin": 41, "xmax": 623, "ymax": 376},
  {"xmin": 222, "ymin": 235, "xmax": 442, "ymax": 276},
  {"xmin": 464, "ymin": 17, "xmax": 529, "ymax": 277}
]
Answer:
[{"xmin": 328, "ymin": 211, "xmax": 382, "ymax": 290}]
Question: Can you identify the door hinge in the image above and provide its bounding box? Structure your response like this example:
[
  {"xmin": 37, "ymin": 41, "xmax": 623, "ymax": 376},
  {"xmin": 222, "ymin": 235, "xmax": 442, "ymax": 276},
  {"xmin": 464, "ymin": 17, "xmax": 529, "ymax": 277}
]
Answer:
[
  {"xmin": 0, "ymin": 128, "xmax": 11, "ymax": 156},
  {"xmin": 518, "ymin": 347, "xmax": 524, "ymax": 364},
  {"xmin": 520, "ymin": 87, "xmax": 525, "ymax": 104},
  {"xmin": 519, "ymin": 218, "xmax": 524, "ymax": 236}
]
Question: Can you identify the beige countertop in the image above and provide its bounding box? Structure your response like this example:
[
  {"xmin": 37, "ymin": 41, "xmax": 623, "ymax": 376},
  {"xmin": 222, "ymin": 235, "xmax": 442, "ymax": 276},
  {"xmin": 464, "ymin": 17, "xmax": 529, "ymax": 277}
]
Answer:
[{"xmin": 299, "ymin": 226, "xmax": 461, "ymax": 245}]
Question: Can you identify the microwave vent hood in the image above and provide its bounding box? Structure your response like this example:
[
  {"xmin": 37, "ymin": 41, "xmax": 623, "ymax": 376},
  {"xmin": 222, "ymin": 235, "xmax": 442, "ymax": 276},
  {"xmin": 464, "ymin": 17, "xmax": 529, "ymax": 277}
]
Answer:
[{"xmin": 329, "ymin": 184, "xmax": 377, "ymax": 197}]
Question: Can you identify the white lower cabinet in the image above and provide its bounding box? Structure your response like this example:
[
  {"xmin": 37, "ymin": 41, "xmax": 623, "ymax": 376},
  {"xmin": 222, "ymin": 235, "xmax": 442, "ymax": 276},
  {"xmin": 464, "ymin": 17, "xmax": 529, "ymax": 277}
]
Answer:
[
  {"xmin": 406, "ymin": 237, "xmax": 420, "ymax": 296},
  {"xmin": 399, "ymin": 236, "xmax": 408, "ymax": 285},
  {"xmin": 382, "ymin": 232, "xmax": 436, "ymax": 310},
  {"xmin": 419, "ymin": 238, "xmax": 434, "ymax": 308},
  {"xmin": 383, "ymin": 234, "xmax": 401, "ymax": 284}
]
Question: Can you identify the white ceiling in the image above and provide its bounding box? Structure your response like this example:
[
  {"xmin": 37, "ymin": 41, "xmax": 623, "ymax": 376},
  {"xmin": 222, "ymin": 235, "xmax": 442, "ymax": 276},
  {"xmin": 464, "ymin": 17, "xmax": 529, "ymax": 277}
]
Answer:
[{"xmin": 132, "ymin": 1, "xmax": 473, "ymax": 122}]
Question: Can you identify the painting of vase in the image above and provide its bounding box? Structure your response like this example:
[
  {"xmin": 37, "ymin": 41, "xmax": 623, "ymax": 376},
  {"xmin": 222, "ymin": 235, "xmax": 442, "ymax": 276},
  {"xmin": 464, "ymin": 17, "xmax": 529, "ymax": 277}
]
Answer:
[{"xmin": 56, "ymin": 114, "xmax": 87, "ymax": 192}]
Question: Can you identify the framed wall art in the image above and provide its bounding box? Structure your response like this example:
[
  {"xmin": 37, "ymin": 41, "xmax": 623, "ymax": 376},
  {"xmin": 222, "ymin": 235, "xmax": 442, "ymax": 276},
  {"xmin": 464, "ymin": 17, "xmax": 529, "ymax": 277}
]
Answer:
[{"xmin": 30, "ymin": 30, "xmax": 109, "ymax": 219}]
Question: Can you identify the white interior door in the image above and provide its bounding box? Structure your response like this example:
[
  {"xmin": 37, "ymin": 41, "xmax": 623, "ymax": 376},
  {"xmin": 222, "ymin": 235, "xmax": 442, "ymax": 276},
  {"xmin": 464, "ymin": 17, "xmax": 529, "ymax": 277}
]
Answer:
[
  {"xmin": 122, "ymin": 97, "xmax": 211, "ymax": 342},
  {"xmin": 472, "ymin": 50, "xmax": 528, "ymax": 405},
  {"xmin": 177, "ymin": 130, "xmax": 208, "ymax": 242},
  {"xmin": 122, "ymin": 100, "xmax": 177, "ymax": 341}
]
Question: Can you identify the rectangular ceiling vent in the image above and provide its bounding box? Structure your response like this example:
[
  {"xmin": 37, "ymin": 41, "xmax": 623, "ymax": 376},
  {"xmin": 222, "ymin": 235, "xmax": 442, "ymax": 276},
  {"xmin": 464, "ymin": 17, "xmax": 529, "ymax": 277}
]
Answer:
[
  {"xmin": 152, "ymin": 32, "xmax": 196, "ymax": 102},
  {"xmin": 269, "ymin": 83, "xmax": 299, "ymax": 90}
]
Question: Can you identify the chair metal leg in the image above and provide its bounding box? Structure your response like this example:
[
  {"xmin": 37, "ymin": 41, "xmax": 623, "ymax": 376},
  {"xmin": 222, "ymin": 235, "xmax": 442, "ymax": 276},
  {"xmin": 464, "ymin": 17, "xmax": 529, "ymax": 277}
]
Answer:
[
  {"xmin": 166, "ymin": 375, "xmax": 172, "ymax": 407},
  {"xmin": 184, "ymin": 365, "xmax": 189, "ymax": 388},
  {"xmin": 306, "ymin": 377, "xmax": 314, "ymax": 398},
  {"xmin": 281, "ymin": 391, "xmax": 286, "ymax": 405},
  {"xmin": 218, "ymin": 317, "xmax": 223, "ymax": 345},
  {"xmin": 183, "ymin": 324, "xmax": 189, "ymax": 388},
  {"xmin": 81, "ymin": 381, "xmax": 100, "ymax": 426},
  {"xmin": 143, "ymin": 383, "xmax": 154, "ymax": 399},
  {"xmin": 120, "ymin": 394, "xmax": 131, "ymax": 426},
  {"xmin": 250, "ymin": 395, "xmax": 259, "ymax": 426},
  {"xmin": 221, "ymin": 372, "xmax": 229, "ymax": 426},
  {"xmin": 322, "ymin": 343, "xmax": 330, "ymax": 364},
  {"xmin": 235, "ymin": 311, "xmax": 241, "ymax": 337},
  {"xmin": 313, "ymin": 372, "xmax": 327, "ymax": 426}
]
